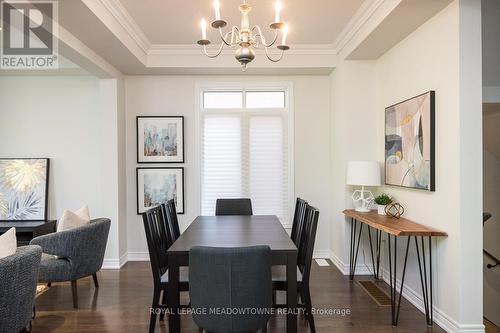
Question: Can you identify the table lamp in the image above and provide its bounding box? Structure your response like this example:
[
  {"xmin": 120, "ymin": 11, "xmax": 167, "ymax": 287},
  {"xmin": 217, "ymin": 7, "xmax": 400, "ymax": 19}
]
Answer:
[{"xmin": 346, "ymin": 161, "xmax": 381, "ymax": 212}]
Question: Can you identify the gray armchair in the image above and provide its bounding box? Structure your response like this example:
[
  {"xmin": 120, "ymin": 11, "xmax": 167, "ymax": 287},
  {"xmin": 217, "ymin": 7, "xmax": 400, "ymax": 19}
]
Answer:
[
  {"xmin": 30, "ymin": 218, "xmax": 110, "ymax": 308},
  {"xmin": 0, "ymin": 245, "xmax": 42, "ymax": 333}
]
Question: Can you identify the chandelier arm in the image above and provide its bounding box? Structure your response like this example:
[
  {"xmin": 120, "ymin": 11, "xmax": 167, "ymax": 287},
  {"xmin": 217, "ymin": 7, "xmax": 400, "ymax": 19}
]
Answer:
[
  {"xmin": 218, "ymin": 27, "xmax": 232, "ymax": 46},
  {"xmin": 264, "ymin": 47, "xmax": 284, "ymax": 62},
  {"xmin": 252, "ymin": 25, "xmax": 278, "ymax": 48},
  {"xmin": 203, "ymin": 43, "xmax": 225, "ymax": 58},
  {"xmin": 230, "ymin": 26, "xmax": 240, "ymax": 46},
  {"xmin": 217, "ymin": 26, "xmax": 240, "ymax": 46}
]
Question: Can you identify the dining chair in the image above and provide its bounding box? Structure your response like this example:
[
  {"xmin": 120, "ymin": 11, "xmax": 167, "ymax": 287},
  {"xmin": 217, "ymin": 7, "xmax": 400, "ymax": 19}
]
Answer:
[
  {"xmin": 272, "ymin": 204, "xmax": 319, "ymax": 333},
  {"xmin": 215, "ymin": 198, "xmax": 253, "ymax": 216},
  {"xmin": 290, "ymin": 198, "xmax": 308, "ymax": 247},
  {"xmin": 142, "ymin": 205, "xmax": 189, "ymax": 333},
  {"xmin": 162, "ymin": 199, "xmax": 180, "ymax": 242},
  {"xmin": 189, "ymin": 246, "xmax": 272, "ymax": 333}
]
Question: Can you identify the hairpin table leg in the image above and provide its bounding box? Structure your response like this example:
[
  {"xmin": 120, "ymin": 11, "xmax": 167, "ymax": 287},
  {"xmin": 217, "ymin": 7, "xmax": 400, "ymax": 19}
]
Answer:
[
  {"xmin": 387, "ymin": 235, "xmax": 411, "ymax": 326},
  {"xmin": 349, "ymin": 219, "xmax": 363, "ymax": 280},
  {"xmin": 415, "ymin": 236, "xmax": 434, "ymax": 326}
]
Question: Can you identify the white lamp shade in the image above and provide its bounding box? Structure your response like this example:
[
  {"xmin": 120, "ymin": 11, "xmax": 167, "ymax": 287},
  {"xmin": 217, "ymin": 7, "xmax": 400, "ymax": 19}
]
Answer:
[{"xmin": 346, "ymin": 161, "xmax": 381, "ymax": 186}]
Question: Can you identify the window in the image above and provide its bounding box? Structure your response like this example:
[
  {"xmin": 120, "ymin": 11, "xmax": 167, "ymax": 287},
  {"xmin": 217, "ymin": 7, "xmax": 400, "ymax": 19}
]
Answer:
[
  {"xmin": 200, "ymin": 87, "xmax": 291, "ymax": 225},
  {"xmin": 203, "ymin": 91, "xmax": 243, "ymax": 109}
]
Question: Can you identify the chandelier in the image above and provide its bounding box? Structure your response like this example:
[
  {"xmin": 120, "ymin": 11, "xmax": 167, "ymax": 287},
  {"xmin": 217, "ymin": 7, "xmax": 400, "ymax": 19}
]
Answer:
[{"xmin": 197, "ymin": 0, "xmax": 290, "ymax": 71}]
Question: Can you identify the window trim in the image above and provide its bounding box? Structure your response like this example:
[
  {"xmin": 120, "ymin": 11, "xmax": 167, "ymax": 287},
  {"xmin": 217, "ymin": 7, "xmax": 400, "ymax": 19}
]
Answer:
[{"xmin": 195, "ymin": 82, "xmax": 295, "ymax": 228}]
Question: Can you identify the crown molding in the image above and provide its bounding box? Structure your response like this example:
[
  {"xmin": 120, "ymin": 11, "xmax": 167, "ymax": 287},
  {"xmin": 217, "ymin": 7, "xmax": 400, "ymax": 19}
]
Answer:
[
  {"xmin": 98, "ymin": 0, "xmax": 151, "ymax": 54},
  {"xmin": 148, "ymin": 43, "xmax": 337, "ymax": 56},
  {"xmin": 83, "ymin": 0, "xmax": 339, "ymax": 71},
  {"xmin": 95, "ymin": 0, "xmax": 336, "ymax": 59},
  {"xmin": 332, "ymin": 0, "xmax": 385, "ymax": 56}
]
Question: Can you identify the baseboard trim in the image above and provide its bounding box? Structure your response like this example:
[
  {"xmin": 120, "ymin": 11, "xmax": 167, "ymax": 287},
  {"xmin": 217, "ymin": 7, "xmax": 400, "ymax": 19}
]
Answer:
[
  {"xmin": 327, "ymin": 250, "xmax": 484, "ymax": 333},
  {"xmin": 379, "ymin": 268, "xmax": 485, "ymax": 333},
  {"xmin": 328, "ymin": 251, "xmax": 373, "ymax": 275},
  {"xmin": 312, "ymin": 249, "xmax": 332, "ymax": 259},
  {"xmin": 104, "ymin": 248, "xmax": 340, "ymax": 266},
  {"xmin": 102, "ymin": 253, "xmax": 127, "ymax": 269},
  {"xmin": 125, "ymin": 249, "xmax": 335, "ymax": 262},
  {"xmin": 127, "ymin": 251, "xmax": 149, "ymax": 261}
]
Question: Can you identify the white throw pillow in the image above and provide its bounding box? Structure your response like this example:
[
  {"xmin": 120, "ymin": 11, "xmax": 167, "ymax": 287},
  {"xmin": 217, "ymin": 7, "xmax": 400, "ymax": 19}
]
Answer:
[
  {"xmin": 57, "ymin": 205, "xmax": 91, "ymax": 232},
  {"xmin": 0, "ymin": 227, "xmax": 17, "ymax": 259}
]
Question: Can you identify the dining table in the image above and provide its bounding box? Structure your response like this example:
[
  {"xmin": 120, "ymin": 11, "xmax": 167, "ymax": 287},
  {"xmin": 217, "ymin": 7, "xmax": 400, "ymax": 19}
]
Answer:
[{"xmin": 166, "ymin": 215, "xmax": 298, "ymax": 332}]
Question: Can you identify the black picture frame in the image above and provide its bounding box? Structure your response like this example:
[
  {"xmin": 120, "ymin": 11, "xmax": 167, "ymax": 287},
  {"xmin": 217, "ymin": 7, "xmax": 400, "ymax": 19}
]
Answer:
[
  {"xmin": 136, "ymin": 167, "xmax": 185, "ymax": 215},
  {"xmin": 0, "ymin": 158, "xmax": 50, "ymax": 221},
  {"xmin": 136, "ymin": 116, "xmax": 185, "ymax": 163},
  {"xmin": 384, "ymin": 91, "xmax": 435, "ymax": 191}
]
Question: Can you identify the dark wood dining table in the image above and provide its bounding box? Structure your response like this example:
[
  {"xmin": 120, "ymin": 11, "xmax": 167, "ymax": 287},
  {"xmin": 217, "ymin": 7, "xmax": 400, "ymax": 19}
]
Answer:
[{"xmin": 167, "ymin": 215, "xmax": 298, "ymax": 332}]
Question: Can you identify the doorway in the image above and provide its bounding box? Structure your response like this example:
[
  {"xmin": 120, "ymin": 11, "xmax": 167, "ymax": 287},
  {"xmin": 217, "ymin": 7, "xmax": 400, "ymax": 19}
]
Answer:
[{"xmin": 482, "ymin": 0, "xmax": 500, "ymax": 330}]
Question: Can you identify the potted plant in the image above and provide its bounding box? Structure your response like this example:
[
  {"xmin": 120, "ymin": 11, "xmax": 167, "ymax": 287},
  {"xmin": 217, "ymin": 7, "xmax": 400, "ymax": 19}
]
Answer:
[{"xmin": 374, "ymin": 193, "xmax": 393, "ymax": 215}]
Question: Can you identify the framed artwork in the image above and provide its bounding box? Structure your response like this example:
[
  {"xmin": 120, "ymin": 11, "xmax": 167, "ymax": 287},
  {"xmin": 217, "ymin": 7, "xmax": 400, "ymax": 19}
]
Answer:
[
  {"xmin": 137, "ymin": 116, "xmax": 184, "ymax": 163},
  {"xmin": 137, "ymin": 167, "xmax": 184, "ymax": 214},
  {"xmin": 0, "ymin": 158, "xmax": 50, "ymax": 221},
  {"xmin": 385, "ymin": 91, "xmax": 435, "ymax": 191}
]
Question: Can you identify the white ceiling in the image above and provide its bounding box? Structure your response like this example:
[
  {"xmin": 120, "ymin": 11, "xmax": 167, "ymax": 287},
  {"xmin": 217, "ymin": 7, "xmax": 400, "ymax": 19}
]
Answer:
[
  {"xmin": 1, "ymin": 0, "xmax": 457, "ymax": 76},
  {"xmin": 118, "ymin": 0, "xmax": 365, "ymax": 45}
]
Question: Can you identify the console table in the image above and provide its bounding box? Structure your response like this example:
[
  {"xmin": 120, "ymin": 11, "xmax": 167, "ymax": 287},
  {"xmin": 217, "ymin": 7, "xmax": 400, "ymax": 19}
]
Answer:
[
  {"xmin": 343, "ymin": 209, "xmax": 447, "ymax": 326},
  {"xmin": 0, "ymin": 220, "xmax": 57, "ymax": 246}
]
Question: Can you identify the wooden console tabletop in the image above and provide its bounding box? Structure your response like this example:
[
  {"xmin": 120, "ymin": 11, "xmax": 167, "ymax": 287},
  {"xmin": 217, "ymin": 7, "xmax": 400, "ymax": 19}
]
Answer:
[{"xmin": 343, "ymin": 209, "xmax": 447, "ymax": 237}]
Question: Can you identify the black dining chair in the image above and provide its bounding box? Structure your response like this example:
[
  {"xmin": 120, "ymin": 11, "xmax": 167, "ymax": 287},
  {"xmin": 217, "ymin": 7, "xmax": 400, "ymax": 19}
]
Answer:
[
  {"xmin": 189, "ymin": 246, "xmax": 272, "ymax": 333},
  {"xmin": 290, "ymin": 198, "xmax": 308, "ymax": 247},
  {"xmin": 162, "ymin": 199, "xmax": 181, "ymax": 242},
  {"xmin": 272, "ymin": 204, "xmax": 319, "ymax": 333},
  {"xmin": 215, "ymin": 198, "xmax": 253, "ymax": 216},
  {"xmin": 142, "ymin": 205, "xmax": 189, "ymax": 333}
]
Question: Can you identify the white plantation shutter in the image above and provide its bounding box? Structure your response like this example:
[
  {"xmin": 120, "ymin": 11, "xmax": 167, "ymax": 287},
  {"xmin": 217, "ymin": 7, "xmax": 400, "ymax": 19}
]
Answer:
[
  {"xmin": 249, "ymin": 116, "xmax": 287, "ymax": 221},
  {"xmin": 200, "ymin": 89, "xmax": 290, "ymax": 224},
  {"xmin": 201, "ymin": 115, "xmax": 243, "ymax": 215}
]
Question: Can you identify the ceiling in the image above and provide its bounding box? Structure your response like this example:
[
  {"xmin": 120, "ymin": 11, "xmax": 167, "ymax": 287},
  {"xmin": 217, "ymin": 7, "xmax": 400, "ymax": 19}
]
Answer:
[
  {"xmin": 118, "ymin": 0, "xmax": 365, "ymax": 45},
  {"xmin": 0, "ymin": 0, "xmax": 458, "ymax": 76}
]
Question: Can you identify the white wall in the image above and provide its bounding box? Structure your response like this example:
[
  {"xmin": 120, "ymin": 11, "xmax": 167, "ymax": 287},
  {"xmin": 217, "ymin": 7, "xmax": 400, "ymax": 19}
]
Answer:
[
  {"xmin": 375, "ymin": 1, "xmax": 463, "ymax": 326},
  {"xmin": 98, "ymin": 78, "xmax": 127, "ymax": 265},
  {"xmin": 0, "ymin": 76, "xmax": 102, "ymax": 219},
  {"xmin": 330, "ymin": 1, "xmax": 484, "ymax": 332},
  {"xmin": 329, "ymin": 60, "xmax": 378, "ymax": 271},
  {"xmin": 0, "ymin": 75, "xmax": 126, "ymax": 263},
  {"xmin": 125, "ymin": 75, "xmax": 332, "ymax": 259}
]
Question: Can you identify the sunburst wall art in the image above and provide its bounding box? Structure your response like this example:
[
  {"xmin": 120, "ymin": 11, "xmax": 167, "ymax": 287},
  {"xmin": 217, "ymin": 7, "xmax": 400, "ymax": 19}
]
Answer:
[
  {"xmin": 385, "ymin": 91, "xmax": 435, "ymax": 191},
  {"xmin": 0, "ymin": 158, "xmax": 49, "ymax": 221}
]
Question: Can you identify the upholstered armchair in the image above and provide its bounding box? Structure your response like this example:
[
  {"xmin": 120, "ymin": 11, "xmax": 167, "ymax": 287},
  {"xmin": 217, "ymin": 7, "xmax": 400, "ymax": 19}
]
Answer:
[
  {"xmin": 0, "ymin": 245, "xmax": 42, "ymax": 333},
  {"xmin": 30, "ymin": 218, "xmax": 110, "ymax": 308}
]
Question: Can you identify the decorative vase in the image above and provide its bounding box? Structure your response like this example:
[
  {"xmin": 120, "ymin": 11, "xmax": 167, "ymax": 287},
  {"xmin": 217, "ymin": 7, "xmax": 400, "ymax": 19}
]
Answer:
[{"xmin": 378, "ymin": 205, "xmax": 387, "ymax": 215}]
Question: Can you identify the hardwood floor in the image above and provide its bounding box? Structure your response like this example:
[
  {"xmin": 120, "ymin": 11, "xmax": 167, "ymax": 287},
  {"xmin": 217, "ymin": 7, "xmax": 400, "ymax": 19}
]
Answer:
[
  {"xmin": 485, "ymin": 318, "xmax": 500, "ymax": 333},
  {"xmin": 33, "ymin": 261, "xmax": 446, "ymax": 333}
]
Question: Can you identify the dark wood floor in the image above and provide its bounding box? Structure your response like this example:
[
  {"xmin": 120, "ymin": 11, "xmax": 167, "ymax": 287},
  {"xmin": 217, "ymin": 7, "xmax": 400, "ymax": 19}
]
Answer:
[{"xmin": 33, "ymin": 260, "xmax": 446, "ymax": 333}]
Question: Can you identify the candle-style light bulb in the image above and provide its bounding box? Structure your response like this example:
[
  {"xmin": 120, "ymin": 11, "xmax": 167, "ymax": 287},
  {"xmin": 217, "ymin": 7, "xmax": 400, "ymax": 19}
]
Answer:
[
  {"xmin": 201, "ymin": 18, "xmax": 207, "ymax": 40},
  {"xmin": 213, "ymin": 0, "xmax": 221, "ymax": 21},
  {"xmin": 275, "ymin": 0, "xmax": 282, "ymax": 23},
  {"xmin": 281, "ymin": 24, "xmax": 288, "ymax": 45}
]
